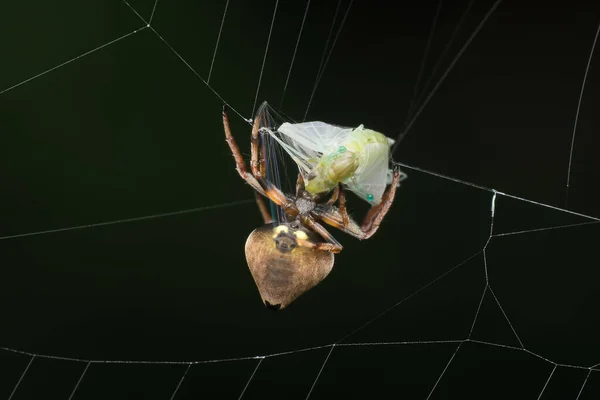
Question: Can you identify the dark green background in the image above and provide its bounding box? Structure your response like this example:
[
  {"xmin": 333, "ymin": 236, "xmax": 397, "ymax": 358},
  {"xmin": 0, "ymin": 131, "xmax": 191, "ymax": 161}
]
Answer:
[{"xmin": 1, "ymin": 0, "xmax": 599, "ymax": 398}]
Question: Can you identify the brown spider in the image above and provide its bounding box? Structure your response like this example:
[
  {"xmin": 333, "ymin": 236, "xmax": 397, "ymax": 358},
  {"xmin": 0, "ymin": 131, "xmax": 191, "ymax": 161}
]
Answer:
[{"xmin": 222, "ymin": 105, "xmax": 402, "ymax": 310}]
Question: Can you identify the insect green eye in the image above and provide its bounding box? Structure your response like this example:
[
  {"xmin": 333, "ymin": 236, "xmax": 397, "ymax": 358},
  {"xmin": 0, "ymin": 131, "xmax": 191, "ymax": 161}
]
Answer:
[
  {"xmin": 366, "ymin": 193, "xmax": 374, "ymax": 201},
  {"xmin": 338, "ymin": 146, "xmax": 347, "ymax": 153}
]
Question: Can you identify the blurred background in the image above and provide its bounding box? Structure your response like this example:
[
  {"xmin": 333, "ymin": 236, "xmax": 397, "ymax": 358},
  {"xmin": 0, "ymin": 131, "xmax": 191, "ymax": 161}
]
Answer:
[{"xmin": 0, "ymin": 0, "xmax": 599, "ymax": 398}]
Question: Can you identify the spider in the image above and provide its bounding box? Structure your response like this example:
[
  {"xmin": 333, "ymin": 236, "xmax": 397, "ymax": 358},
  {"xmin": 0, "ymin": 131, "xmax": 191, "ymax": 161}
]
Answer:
[{"xmin": 222, "ymin": 105, "xmax": 403, "ymax": 310}]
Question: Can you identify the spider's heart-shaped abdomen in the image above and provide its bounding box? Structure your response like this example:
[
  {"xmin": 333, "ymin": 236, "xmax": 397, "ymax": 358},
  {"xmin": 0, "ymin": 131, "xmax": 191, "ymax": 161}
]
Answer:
[{"xmin": 244, "ymin": 224, "xmax": 335, "ymax": 310}]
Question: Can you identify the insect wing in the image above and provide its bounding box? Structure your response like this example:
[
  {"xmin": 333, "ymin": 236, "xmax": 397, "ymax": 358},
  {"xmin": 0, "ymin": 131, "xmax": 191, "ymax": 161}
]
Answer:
[
  {"xmin": 275, "ymin": 121, "xmax": 354, "ymax": 169},
  {"xmin": 347, "ymin": 140, "xmax": 391, "ymax": 204}
]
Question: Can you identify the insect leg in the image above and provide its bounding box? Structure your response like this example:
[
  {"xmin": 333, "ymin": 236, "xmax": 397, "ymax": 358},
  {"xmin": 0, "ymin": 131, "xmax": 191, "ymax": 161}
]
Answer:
[
  {"xmin": 325, "ymin": 184, "xmax": 340, "ymax": 206},
  {"xmin": 295, "ymin": 173, "xmax": 305, "ymax": 197},
  {"xmin": 336, "ymin": 185, "xmax": 349, "ymax": 227},
  {"xmin": 313, "ymin": 185, "xmax": 348, "ymax": 229}
]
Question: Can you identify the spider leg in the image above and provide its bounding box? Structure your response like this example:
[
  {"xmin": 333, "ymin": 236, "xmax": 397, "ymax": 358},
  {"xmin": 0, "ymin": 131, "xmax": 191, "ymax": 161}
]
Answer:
[
  {"xmin": 312, "ymin": 208, "xmax": 364, "ymax": 239},
  {"xmin": 254, "ymin": 192, "xmax": 272, "ymax": 224},
  {"xmin": 312, "ymin": 185, "xmax": 349, "ymax": 229},
  {"xmin": 222, "ymin": 106, "xmax": 267, "ymax": 197},
  {"xmin": 251, "ymin": 115, "xmax": 262, "ymax": 177},
  {"xmin": 312, "ymin": 166, "xmax": 402, "ymax": 240},
  {"xmin": 250, "ymin": 107, "xmax": 300, "ymax": 218},
  {"xmin": 222, "ymin": 106, "xmax": 299, "ymax": 218},
  {"xmin": 259, "ymin": 140, "xmax": 267, "ymax": 177},
  {"xmin": 299, "ymin": 215, "xmax": 343, "ymax": 253},
  {"xmin": 360, "ymin": 165, "xmax": 402, "ymax": 237}
]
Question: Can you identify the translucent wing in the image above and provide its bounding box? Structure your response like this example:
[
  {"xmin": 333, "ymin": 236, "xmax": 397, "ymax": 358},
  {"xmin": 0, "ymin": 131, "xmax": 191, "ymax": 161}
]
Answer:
[
  {"xmin": 278, "ymin": 121, "xmax": 353, "ymax": 153},
  {"xmin": 271, "ymin": 121, "xmax": 354, "ymax": 174},
  {"xmin": 345, "ymin": 144, "xmax": 390, "ymax": 204},
  {"xmin": 339, "ymin": 127, "xmax": 393, "ymax": 204}
]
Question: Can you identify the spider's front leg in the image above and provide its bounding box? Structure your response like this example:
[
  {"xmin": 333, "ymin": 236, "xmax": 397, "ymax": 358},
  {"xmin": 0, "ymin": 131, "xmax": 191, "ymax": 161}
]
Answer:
[
  {"xmin": 222, "ymin": 106, "xmax": 299, "ymax": 218},
  {"xmin": 222, "ymin": 106, "xmax": 267, "ymax": 197},
  {"xmin": 250, "ymin": 114, "xmax": 263, "ymax": 177}
]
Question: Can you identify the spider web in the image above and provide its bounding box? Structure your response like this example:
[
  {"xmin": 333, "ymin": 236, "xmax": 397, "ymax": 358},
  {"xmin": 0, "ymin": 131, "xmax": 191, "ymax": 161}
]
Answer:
[{"xmin": 1, "ymin": 0, "xmax": 600, "ymax": 399}]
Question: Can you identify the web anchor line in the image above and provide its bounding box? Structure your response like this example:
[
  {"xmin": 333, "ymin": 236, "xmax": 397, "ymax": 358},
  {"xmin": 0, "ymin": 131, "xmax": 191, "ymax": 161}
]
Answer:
[
  {"xmin": 403, "ymin": 0, "xmax": 444, "ymax": 130},
  {"xmin": 407, "ymin": 0, "xmax": 475, "ymax": 128},
  {"xmin": 576, "ymin": 370, "xmax": 593, "ymax": 400},
  {"xmin": 536, "ymin": 365, "xmax": 557, "ymax": 400},
  {"xmin": 305, "ymin": 344, "xmax": 335, "ymax": 400},
  {"xmin": 67, "ymin": 362, "xmax": 91, "ymax": 400},
  {"xmin": 120, "ymin": 0, "xmax": 248, "ymax": 122},
  {"xmin": 279, "ymin": 0, "xmax": 312, "ymax": 110},
  {"xmin": 149, "ymin": 0, "xmax": 159, "ymax": 25},
  {"xmin": 250, "ymin": 0, "xmax": 280, "ymax": 118},
  {"xmin": 392, "ymin": 0, "xmax": 504, "ymax": 153},
  {"xmin": 168, "ymin": 363, "xmax": 191, "ymax": 400},
  {"xmin": 426, "ymin": 342, "xmax": 462, "ymax": 399},
  {"xmin": 565, "ymin": 19, "xmax": 600, "ymax": 208},
  {"xmin": 207, "ymin": 0, "xmax": 230, "ymax": 84},
  {"xmin": 238, "ymin": 358, "xmax": 264, "ymax": 400},
  {"xmin": 0, "ymin": 199, "xmax": 255, "ymax": 242},
  {"xmin": 0, "ymin": 27, "xmax": 146, "ymax": 96},
  {"xmin": 7, "ymin": 356, "xmax": 35, "ymax": 400},
  {"xmin": 304, "ymin": 0, "xmax": 355, "ymax": 121}
]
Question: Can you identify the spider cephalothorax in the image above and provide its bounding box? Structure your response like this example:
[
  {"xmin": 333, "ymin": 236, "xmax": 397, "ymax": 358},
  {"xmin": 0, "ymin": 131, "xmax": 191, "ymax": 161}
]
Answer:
[{"xmin": 223, "ymin": 105, "xmax": 402, "ymax": 310}]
